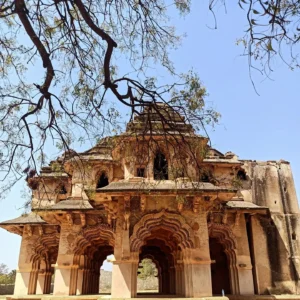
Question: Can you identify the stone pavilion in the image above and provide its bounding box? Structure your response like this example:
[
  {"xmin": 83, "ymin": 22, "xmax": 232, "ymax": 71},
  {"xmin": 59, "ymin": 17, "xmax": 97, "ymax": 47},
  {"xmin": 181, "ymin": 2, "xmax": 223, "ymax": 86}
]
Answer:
[{"xmin": 1, "ymin": 104, "xmax": 300, "ymax": 298}]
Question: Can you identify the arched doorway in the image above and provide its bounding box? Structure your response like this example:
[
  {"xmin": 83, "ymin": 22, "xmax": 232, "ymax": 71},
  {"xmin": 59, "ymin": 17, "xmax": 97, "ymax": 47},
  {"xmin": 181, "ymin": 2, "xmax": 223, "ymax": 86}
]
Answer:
[
  {"xmin": 209, "ymin": 238, "xmax": 231, "ymax": 295},
  {"xmin": 71, "ymin": 224, "xmax": 115, "ymax": 295},
  {"xmin": 208, "ymin": 223, "xmax": 239, "ymax": 295},
  {"xmin": 130, "ymin": 210, "xmax": 195, "ymax": 297},
  {"xmin": 138, "ymin": 239, "xmax": 174, "ymax": 295},
  {"xmin": 29, "ymin": 232, "xmax": 59, "ymax": 295}
]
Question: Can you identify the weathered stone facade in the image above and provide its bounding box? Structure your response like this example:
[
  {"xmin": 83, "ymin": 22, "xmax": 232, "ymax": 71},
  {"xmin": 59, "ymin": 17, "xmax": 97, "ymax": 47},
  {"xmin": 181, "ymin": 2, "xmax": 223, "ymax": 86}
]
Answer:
[{"xmin": 1, "ymin": 105, "xmax": 299, "ymax": 298}]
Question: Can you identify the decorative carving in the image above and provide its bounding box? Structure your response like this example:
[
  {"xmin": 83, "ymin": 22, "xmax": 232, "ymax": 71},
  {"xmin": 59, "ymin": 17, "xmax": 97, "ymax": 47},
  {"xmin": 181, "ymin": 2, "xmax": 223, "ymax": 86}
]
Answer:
[
  {"xmin": 30, "ymin": 230, "xmax": 60, "ymax": 264},
  {"xmin": 235, "ymin": 212, "xmax": 241, "ymax": 227},
  {"xmin": 103, "ymin": 202, "xmax": 118, "ymax": 227},
  {"xmin": 80, "ymin": 213, "xmax": 86, "ymax": 227},
  {"xmin": 66, "ymin": 213, "xmax": 73, "ymax": 226},
  {"xmin": 38, "ymin": 225, "xmax": 43, "ymax": 236},
  {"xmin": 123, "ymin": 211, "xmax": 130, "ymax": 230},
  {"xmin": 208, "ymin": 222, "xmax": 237, "ymax": 250},
  {"xmin": 124, "ymin": 195, "xmax": 130, "ymax": 207},
  {"xmin": 140, "ymin": 195, "xmax": 146, "ymax": 212},
  {"xmin": 73, "ymin": 224, "xmax": 115, "ymax": 255},
  {"xmin": 123, "ymin": 195, "xmax": 131, "ymax": 230},
  {"xmin": 130, "ymin": 210, "xmax": 195, "ymax": 251},
  {"xmin": 222, "ymin": 212, "xmax": 228, "ymax": 224},
  {"xmin": 7, "ymin": 225, "xmax": 23, "ymax": 236},
  {"xmin": 107, "ymin": 213, "xmax": 112, "ymax": 226},
  {"xmin": 178, "ymin": 202, "xmax": 183, "ymax": 212},
  {"xmin": 193, "ymin": 197, "xmax": 200, "ymax": 213},
  {"xmin": 25, "ymin": 224, "xmax": 32, "ymax": 237}
]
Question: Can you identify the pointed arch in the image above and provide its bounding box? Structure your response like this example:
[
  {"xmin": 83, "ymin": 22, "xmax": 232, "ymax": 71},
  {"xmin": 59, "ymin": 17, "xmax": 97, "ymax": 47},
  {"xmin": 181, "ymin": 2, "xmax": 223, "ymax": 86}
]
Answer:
[
  {"xmin": 97, "ymin": 171, "xmax": 109, "ymax": 188},
  {"xmin": 208, "ymin": 222, "xmax": 239, "ymax": 295},
  {"xmin": 130, "ymin": 210, "xmax": 195, "ymax": 252},
  {"xmin": 69, "ymin": 224, "xmax": 115, "ymax": 295},
  {"xmin": 73, "ymin": 224, "xmax": 115, "ymax": 255}
]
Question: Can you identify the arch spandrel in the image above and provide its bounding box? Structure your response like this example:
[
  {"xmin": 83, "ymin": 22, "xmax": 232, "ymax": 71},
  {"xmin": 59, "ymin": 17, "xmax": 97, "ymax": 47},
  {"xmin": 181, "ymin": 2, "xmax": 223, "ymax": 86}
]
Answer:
[{"xmin": 130, "ymin": 209, "xmax": 195, "ymax": 252}]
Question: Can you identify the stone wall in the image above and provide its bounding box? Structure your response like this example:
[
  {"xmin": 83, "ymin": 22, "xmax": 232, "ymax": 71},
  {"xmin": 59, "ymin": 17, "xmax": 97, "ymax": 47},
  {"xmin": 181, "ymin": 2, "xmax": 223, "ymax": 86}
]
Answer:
[{"xmin": 0, "ymin": 284, "xmax": 14, "ymax": 295}]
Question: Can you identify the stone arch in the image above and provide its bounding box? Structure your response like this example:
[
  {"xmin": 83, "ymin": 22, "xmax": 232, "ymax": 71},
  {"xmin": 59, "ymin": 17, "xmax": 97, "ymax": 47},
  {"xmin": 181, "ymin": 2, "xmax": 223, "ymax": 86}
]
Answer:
[
  {"xmin": 28, "ymin": 231, "xmax": 59, "ymax": 295},
  {"xmin": 73, "ymin": 224, "xmax": 115, "ymax": 255},
  {"xmin": 31, "ymin": 232, "xmax": 60, "ymax": 263},
  {"xmin": 130, "ymin": 210, "xmax": 195, "ymax": 296},
  {"xmin": 208, "ymin": 222, "xmax": 239, "ymax": 295},
  {"xmin": 96, "ymin": 171, "xmax": 109, "ymax": 188},
  {"xmin": 70, "ymin": 224, "xmax": 115, "ymax": 295},
  {"xmin": 130, "ymin": 210, "xmax": 195, "ymax": 252}
]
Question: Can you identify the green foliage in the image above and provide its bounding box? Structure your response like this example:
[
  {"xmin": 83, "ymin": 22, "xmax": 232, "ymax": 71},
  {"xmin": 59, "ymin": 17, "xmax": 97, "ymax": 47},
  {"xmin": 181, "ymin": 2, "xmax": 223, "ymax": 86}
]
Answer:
[
  {"xmin": 138, "ymin": 259, "xmax": 158, "ymax": 280},
  {"xmin": 234, "ymin": 0, "xmax": 300, "ymax": 75},
  {"xmin": 0, "ymin": 263, "xmax": 16, "ymax": 284}
]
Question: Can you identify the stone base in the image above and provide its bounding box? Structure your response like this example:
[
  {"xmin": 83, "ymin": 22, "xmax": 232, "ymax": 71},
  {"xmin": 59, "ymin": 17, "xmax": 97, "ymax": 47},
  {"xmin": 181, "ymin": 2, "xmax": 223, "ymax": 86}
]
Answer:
[{"xmin": 3, "ymin": 295, "xmax": 300, "ymax": 300}]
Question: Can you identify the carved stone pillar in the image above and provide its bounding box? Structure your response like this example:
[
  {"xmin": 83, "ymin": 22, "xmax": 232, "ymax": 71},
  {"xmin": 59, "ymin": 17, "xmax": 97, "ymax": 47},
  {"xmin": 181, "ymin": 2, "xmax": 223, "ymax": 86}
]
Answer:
[
  {"xmin": 111, "ymin": 260, "xmax": 138, "ymax": 298},
  {"xmin": 169, "ymin": 266, "xmax": 175, "ymax": 294},
  {"xmin": 76, "ymin": 255, "xmax": 84, "ymax": 295},
  {"xmin": 36, "ymin": 271, "xmax": 46, "ymax": 294},
  {"xmin": 14, "ymin": 228, "xmax": 38, "ymax": 296},
  {"xmin": 44, "ymin": 271, "xmax": 52, "ymax": 294},
  {"xmin": 233, "ymin": 214, "xmax": 254, "ymax": 295},
  {"xmin": 53, "ymin": 224, "xmax": 76, "ymax": 296},
  {"xmin": 175, "ymin": 264, "xmax": 183, "ymax": 296},
  {"xmin": 28, "ymin": 267, "xmax": 39, "ymax": 295},
  {"xmin": 184, "ymin": 212, "xmax": 212, "ymax": 297}
]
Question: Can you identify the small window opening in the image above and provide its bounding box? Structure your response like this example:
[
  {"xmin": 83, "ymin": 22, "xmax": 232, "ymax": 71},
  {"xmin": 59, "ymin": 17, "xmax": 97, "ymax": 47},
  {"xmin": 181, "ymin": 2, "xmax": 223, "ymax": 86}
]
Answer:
[
  {"xmin": 201, "ymin": 172, "xmax": 210, "ymax": 182},
  {"xmin": 237, "ymin": 170, "xmax": 247, "ymax": 181},
  {"xmin": 137, "ymin": 168, "xmax": 145, "ymax": 178},
  {"xmin": 59, "ymin": 185, "xmax": 67, "ymax": 194},
  {"xmin": 97, "ymin": 172, "xmax": 109, "ymax": 188},
  {"xmin": 154, "ymin": 152, "xmax": 168, "ymax": 180},
  {"xmin": 292, "ymin": 232, "xmax": 297, "ymax": 240}
]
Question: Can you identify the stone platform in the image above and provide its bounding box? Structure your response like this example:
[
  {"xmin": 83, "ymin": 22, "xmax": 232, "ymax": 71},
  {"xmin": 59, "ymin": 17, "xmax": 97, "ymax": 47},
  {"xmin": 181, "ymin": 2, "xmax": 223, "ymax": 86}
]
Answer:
[{"xmin": 2, "ymin": 295, "xmax": 300, "ymax": 300}]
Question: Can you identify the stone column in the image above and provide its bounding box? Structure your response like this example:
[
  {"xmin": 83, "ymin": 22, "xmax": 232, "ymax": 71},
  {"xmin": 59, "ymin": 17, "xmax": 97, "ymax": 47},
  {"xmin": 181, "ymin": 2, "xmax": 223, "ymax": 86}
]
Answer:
[
  {"xmin": 36, "ymin": 261, "xmax": 52, "ymax": 295},
  {"xmin": 53, "ymin": 224, "xmax": 76, "ymax": 295},
  {"xmin": 233, "ymin": 214, "xmax": 254, "ymax": 295},
  {"xmin": 28, "ymin": 267, "xmax": 39, "ymax": 295},
  {"xmin": 36, "ymin": 271, "xmax": 46, "ymax": 294},
  {"xmin": 169, "ymin": 266, "xmax": 175, "ymax": 294},
  {"xmin": 182, "ymin": 262, "xmax": 193, "ymax": 297},
  {"xmin": 184, "ymin": 211, "xmax": 212, "ymax": 297},
  {"xmin": 111, "ymin": 260, "xmax": 137, "ymax": 298},
  {"xmin": 189, "ymin": 262, "xmax": 212, "ymax": 297},
  {"xmin": 76, "ymin": 255, "xmax": 85, "ymax": 295},
  {"xmin": 175, "ymin": 263, "xmax": 183, "ymax": 296},
  {"xmin": 14, "ymin": 228, "xmax": 38, "ymax": 296},
  {"xmin": 76, "ymin": 269, "xmax": 84, "ymax": 295},
  {"xmin": 44, "ymin": 271, "xmax": 52, "ymax": 294},
  {"xmin": 82, "ymin": 265, "xmax": 91, "ymax": 294}
]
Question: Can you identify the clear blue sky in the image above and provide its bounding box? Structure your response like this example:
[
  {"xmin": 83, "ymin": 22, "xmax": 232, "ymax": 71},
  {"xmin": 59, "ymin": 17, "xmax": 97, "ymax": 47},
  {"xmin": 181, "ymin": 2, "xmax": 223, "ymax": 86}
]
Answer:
[{"xmin": 0, "ymin": 1, "xmax": 299, "ymax": 271}]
